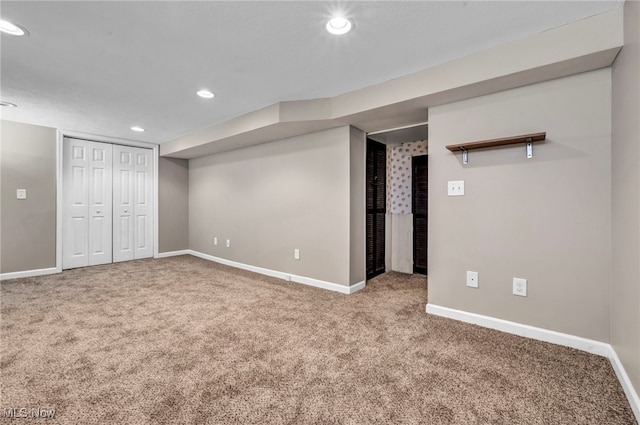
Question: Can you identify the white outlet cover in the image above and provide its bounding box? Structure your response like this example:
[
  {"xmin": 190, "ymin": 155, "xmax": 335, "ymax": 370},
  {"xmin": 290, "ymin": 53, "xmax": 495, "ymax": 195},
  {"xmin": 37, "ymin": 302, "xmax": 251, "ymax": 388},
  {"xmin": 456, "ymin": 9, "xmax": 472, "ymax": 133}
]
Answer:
[
  {"xmin": 513, "ymin": 278, "xmax": 527, "ymax": 297},
  {"xmin": 214, "ymin": 237, "xmax": 218, "ymax": 246},
  {"xmin": 226, "ymin": 239, "xmax": 230, "ymax": 248},
  {"xmin": 16, "ymin": 189, "xmax": 27, "ymax": 199},
  {"xmin": 466, "ymin": 271, "xmax": 479, "ymax": 288},
  {"xmin": 448, "ymin": 180, "xmax": 464, "ymax": 196},
  {"xmin": 294, "ymin": 249, "xmax": 300, "ymax": 260}
]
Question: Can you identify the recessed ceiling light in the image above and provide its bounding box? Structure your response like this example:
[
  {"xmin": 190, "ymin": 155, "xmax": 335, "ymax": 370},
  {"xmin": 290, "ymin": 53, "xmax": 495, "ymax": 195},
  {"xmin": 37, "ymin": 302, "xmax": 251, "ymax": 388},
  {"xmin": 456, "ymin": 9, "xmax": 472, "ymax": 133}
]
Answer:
[
  {"xmin": 0, "ymin": 101, "xmax": 17, "ymax": 108},
  {"xmin": 0, "ymin": 19, "xmax": 28, "ymax": 36},
  {"xmin": 197, "ymin": 89, "xmax": 215, "ymax": 99},
  {"xmin": 131, "ymin": 126, "xmax": 145, "ymax": 132},
  {"xmin": 326, "ymin": 17, "xmax": 352, "ymax": 35}
]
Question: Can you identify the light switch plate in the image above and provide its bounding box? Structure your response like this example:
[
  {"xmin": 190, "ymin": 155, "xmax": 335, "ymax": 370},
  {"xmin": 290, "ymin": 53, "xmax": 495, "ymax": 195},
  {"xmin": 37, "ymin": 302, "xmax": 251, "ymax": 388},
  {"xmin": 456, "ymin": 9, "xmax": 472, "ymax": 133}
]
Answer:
[
  {"xmin": 214, "ymin": 237, "xmax": 218, "ymax": 246},
  {"xmin": 448, "ymin": 180, "xmax": 464, "ymax": 196},
  {"xmin": 294, "ymin": 249, "xmax": 300, "ymax": 260},
  {"xmin": 16, "ymin": 189, "xmax": 27, "ymax": 200},
  {"xmin": 226, "ymin": 239, "xmax": 231, "ymax": 248}
]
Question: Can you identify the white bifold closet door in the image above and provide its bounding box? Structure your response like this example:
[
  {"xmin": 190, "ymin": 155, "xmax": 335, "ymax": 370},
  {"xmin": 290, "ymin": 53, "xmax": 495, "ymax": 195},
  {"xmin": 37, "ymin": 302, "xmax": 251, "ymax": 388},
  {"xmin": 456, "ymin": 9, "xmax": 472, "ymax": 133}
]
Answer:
[
  {"xmin": 63, "ymin": 138, "xmax": 154, "ymax": 269},
  {"xmin": 113, "ymin": 145, "xmax": 154, "ymax": 262},
  {"xmin": 63, "ymin": 138, "xmax": 113, "ymax": 269}
]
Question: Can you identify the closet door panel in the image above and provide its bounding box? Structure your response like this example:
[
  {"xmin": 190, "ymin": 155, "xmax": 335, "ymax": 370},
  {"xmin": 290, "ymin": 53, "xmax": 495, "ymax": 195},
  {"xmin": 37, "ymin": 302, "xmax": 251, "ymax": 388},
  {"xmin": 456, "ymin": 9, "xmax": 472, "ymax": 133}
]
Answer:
[
  {"xmin": 412, "ymin": 155, "xmax": 428, "ymax": 274},
  {"xmin": 64, "ymin": 140, "xmax": 153, "ymax": 268},
  {"xmin": 366, "ymin": 139, "xmax": 386, "ymax": 279},
  {"xmin": 133, "ymin": 149, "xmax": 153, "ymax": 259},
  {"xmin": 113, "ymin": 146, "xmax": 135, "ymax": 262},
  {"xmin": 63, "ymin": 141, "xmax": 89, "ymax": 269},
  {"xmin": 113, "ymin": 145, "xmax": 154, "ymax": 261},
  {"xmin": 63, "ymin": 138, "xmax": 112, "ymax": 268},
  {"xmin": 88, "ymin": 143, "xmax": 113, "ymax": 266}
]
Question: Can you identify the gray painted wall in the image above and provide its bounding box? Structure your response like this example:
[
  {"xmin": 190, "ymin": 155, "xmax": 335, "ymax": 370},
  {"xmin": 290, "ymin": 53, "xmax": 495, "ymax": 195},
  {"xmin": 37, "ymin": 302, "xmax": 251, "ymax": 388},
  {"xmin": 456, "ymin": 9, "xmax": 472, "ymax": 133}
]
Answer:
[
  {"xmin": 159, "ymin": 157, "xmax": 189, "ymax": 253},
  {"xmin": 349, "ymin": 126, "xmax": 366, "ymax": 285},
  {"xmin": 612, "ymin": 0, "xmax": 640, "ymax": 397},
  {"xmin": 1, "ymin": 120, "xmax": 184, "ymax": 273},
  {"xmin": 428, "ymin": 69, "xmax": 612, "ymax": 342},
  {"xmin": 189, "ymin": 126, "xmax": 363, "ymax": 287},
  {"xmin": 1, "ymin": 120, "xmax": 57, "ymax": 273}
]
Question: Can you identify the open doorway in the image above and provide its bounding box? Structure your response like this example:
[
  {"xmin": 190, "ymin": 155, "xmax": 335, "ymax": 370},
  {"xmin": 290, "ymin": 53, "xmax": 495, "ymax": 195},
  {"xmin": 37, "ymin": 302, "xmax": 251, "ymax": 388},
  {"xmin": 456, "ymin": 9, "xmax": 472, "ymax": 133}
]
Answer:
[{"xmin": 367, "ymin": 123, "xmax": 428, "ymax": 279}]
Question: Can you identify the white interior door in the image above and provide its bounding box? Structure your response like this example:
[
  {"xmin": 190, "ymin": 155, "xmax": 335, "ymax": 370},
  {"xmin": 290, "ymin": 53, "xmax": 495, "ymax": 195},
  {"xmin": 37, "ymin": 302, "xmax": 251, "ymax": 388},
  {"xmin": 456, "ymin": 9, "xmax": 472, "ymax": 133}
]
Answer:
[
  {"xmin": 63, "ymin": 138, "xmax": 113, "ymax": 268},
  {"xmin": 113, "ymin": 144, "xmax": 154, "ymax": 261}
]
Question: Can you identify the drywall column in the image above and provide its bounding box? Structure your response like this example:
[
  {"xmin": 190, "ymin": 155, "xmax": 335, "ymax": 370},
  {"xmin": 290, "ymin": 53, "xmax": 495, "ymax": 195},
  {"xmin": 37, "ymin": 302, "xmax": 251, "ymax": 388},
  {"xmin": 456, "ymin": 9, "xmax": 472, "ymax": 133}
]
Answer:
[
  {"xmin": 159, "ymin": 157, "xmax": 189, "ymax": 253},
  {"xmin": 428, "ymin": 69, "xmax": 612, "ymax": 342},
  {"xmin": 611, "ymin": 0, "xmax": 640, "ymax": 399},
  {"xmin": 1, "ymin": 120, "xmax": 57, "ymax": 274},
  {"xmin": 349, "ymin": 126, "xmax": 366, "ymax": 286}
]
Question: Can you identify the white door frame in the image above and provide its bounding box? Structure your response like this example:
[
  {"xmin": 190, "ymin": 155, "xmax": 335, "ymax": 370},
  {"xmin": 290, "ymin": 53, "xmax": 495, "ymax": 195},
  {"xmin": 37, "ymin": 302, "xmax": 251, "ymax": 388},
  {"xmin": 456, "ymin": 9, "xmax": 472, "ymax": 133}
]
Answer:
[{"xmin": 56, "ymin": 129, "xmax": 159, "ymax": 273}]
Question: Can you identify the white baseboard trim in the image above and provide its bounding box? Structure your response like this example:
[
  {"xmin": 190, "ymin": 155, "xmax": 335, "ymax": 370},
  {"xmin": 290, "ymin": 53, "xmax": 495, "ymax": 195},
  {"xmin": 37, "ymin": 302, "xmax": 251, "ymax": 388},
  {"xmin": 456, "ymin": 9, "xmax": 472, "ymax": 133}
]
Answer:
[
  {"xmin": 188, "ymin": 250, "xmax": 365, "ymax": 295},
  {"xmin": 0, "ymin": 267, "xmax": 60, "ymax": 281},
  {"xmin": 156, "ymin": 250, "xmax": 191, "ymax": 258},
  {"xmin": 608, "ymin": 346, "xmax": 640, "ymax": 422},
  {"xmin": 349, "ymin": 280, "xmax": 366, "ymax": 294},
  {"xmin": 426, "ymin": 304, "xmax": 611, "ymax": 356},
  {"xmin": 426, "ymin": 303, "xmax": 640, "ymax": 422}
]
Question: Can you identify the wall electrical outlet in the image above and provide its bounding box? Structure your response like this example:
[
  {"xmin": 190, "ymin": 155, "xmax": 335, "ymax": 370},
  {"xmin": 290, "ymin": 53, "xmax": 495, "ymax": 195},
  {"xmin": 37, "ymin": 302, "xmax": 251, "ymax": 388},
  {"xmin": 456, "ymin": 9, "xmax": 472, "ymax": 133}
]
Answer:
[
  {"xmin": 214, "ymin": 237, "xmax": 218, "ymax": 246},
  {"xmin": 294, "ymin": 249, "xmax": 300, "ymax": 260},
  {"xmin": 16, "ymin": 189, "xmax": 27, "ymax": 200},
  {"xmin": 513, "ymin": 278, "xmax": 527, "ymax": 297},
  {"xmin": 226, "ymin": 239, "xmax": 231, "ymax": 248},
  {"xmin": 466, "ymin": 271, "xmax": 479, "ymax": 288},
  {"xmin": 448, "ymin": 180, "xmax": 464, "ymax": 196}
]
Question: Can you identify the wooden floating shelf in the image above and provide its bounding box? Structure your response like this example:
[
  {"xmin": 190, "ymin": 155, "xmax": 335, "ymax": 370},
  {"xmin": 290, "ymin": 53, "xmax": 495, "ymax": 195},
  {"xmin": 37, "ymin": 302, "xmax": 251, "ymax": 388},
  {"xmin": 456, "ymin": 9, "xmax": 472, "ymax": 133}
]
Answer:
[
  {"xmin": 446, "ymin": 132, "xmax": 546, "ymax": 152},
  {"xmin": 446, "ymin": 132, "xmax": 546, "ymax": 164}
]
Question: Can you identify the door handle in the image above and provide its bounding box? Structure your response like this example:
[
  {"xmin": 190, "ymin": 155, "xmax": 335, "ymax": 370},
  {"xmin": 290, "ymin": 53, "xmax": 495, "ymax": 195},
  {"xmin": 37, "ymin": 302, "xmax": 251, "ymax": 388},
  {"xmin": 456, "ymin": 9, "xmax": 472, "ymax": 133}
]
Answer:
[{"xmin": 96, "ymin": 210, "xmax": 101, "ymax": 214}]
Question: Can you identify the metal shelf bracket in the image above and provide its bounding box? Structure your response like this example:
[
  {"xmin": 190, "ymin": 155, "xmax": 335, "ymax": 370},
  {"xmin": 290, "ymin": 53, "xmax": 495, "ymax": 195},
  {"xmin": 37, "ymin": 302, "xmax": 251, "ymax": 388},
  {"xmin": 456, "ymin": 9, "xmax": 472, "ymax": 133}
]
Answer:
[{"xmin": 460, "ymin": 147, "xmax": 468, "ymax": 164}]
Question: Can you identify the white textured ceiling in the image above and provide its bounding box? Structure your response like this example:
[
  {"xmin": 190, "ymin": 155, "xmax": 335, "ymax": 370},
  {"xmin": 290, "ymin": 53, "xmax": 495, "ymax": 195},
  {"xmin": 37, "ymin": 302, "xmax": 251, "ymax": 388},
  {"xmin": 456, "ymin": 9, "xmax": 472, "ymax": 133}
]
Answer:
[{"xmin": 0, "ymin": 1, "xmax": 621, "ymax": 144}]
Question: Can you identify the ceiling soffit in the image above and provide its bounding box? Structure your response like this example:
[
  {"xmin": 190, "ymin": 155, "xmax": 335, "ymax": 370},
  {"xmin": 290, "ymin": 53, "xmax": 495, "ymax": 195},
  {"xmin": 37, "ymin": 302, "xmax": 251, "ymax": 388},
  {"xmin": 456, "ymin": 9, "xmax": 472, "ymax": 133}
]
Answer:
[{"xmin": 159, "ymin": 8, "xmax": 623, "ymax": 159}]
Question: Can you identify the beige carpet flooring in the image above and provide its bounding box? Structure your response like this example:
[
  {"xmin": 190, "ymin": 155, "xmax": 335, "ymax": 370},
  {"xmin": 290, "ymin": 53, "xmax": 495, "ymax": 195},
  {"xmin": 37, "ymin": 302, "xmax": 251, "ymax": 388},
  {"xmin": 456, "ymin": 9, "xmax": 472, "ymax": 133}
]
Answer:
[{"xmin": 1, "ymin": 255, "xmax": 636, "ymax": 424}]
